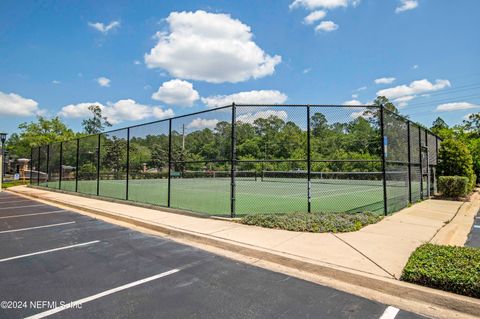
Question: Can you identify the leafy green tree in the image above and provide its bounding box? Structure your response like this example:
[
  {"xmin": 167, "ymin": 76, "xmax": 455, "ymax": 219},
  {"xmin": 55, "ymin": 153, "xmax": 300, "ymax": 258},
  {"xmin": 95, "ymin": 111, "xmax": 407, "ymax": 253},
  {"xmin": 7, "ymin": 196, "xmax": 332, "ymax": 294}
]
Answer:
[
  {"xmin": 82, "ymin": 105, "xmax": 112, "ymax": 134},
  {"xmin": 373, "ymin": 96, "xmax": 398, "ymax": 113},
  {"xmin": 437, "ymin": 139, "xmax": 476, "ymax": 190},
  {"xmin": 6, "ymin": 116, "xmax": 76, "ymax": 158}
]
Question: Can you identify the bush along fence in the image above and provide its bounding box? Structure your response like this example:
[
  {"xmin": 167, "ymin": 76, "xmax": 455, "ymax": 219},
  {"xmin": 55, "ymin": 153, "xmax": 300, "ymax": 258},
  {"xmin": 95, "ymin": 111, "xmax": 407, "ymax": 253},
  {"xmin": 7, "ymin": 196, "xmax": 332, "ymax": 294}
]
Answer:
[{"xmin": 29, "ymin": 104, "xmax": 441, "ymax": 217}]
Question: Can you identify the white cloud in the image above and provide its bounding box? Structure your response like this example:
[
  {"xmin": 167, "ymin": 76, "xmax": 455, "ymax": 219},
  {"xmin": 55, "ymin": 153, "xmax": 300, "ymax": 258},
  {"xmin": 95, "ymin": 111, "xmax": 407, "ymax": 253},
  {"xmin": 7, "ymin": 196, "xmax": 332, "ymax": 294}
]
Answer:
[
  {"xmin": 0, "ymin": 91, "xmax": 41, "ymax": 116},
  {"xmin": 412, "ymin": 64, "xmax": 419, "ymax": 69},
  {"xmin": 187, "ymin": 118, "xmax": 219, "ymax": 129},
  {"xmin": 303, "ymin": 10, "xmax": 327, "ymax": 24},
  {"xmin": 290, "ymin": 0, "xmax": 350, "ymax": 10},
  {"xmin": 152, "ymin": 107, "xmax": 175, "ymax": 119},
  {"xmin": 202, "ymin": 90, "xmax": 288, "ymax": 108},
  {"xmin": 343, "ymin": 99, "xmax": 362, "ymax": 105},
  {"xmin": 395, "ymin": 0, "xmax": 418, "ymax": 13},
  {"xmin": 374, "ymin": 77, "xmax": 396, "ymax": 84},
  {"xmin": 351, "ymin": 94, "xmax": 358, "ymax": 98},
  {"xmin": 151, "ymin": 79, "xmax": 199, "ymax": 107},
  {"xmin": 376, "ymin": 79, "xmax": 451, "ymax": 100},
  {"xmin": 88, "ymin": 21, "xmax": 120, "ymax": 34},
  {"xmin": 303, "ymin": 68, "xmax": 312, "ymax": 74},
  {"xmin": 58, "ymin": 99, "xmax": 174, "ymax": 124},
  {"xmin": 133, "ymin": 60, "xmax": 141, "ymax": 65},
  {"xmin": 436, "ymin": 102, "xmax": 480, "ymax": 112},
  {"xmin": 393, "ymin": 95, "xmax": 415, "ymax": 108},
  {"xmin": 355, "ymin": 86, "xmax": 367, "ymax": 92},
  {"xmin": 315, "ymin": 20, "xmax": 339, "ymax": 32},
  {"xmin": 52, "ymin": 80, "xmax": 61, "ymax": 85},
  {"xmin": 144, "ymin": 10, "xmax": 281, "ymax": 83},
  {"xmin": 96, "ymin": 77, "xmax": 111, "ymax": 87},
  {"xmin": 236, "ymin": 110, "xmax": 288, "ymax": 124}
]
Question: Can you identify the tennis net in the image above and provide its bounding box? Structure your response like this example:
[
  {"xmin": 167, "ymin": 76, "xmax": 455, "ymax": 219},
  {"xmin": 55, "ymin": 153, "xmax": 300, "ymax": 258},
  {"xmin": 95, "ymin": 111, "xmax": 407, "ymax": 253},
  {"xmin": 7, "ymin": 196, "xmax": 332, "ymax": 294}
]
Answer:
[
  {"xmin": 179, "ymin": 170, "xmax": 257, "ymax": 181},
  {"xmin": 261, "ymin": 170, "xmax": 408, "ymax": 187}
]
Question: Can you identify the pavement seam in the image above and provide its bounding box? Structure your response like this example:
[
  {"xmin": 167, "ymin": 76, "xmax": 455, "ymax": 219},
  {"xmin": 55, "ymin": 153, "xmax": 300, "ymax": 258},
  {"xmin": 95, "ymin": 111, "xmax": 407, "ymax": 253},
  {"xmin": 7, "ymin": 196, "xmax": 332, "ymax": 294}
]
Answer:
[
  {"xmin": 331, "ymin": 233, "xmax": 397, "ymax": 279},
  {"xmin": 428, "ymin": 200, "xmax": 468, "ymax": 243}
]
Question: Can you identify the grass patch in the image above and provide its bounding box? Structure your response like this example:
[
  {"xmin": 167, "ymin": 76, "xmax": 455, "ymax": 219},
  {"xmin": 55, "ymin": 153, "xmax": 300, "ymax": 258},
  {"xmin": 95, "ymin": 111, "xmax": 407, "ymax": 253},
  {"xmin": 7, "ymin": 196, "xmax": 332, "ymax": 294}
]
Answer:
[
  {"xmin": 1, "ymin": 180, "xmax": 29, "ymax": 188},
  {"xmin": 240, "ymin": 211, "xmax": 382, "ymax": 233},
  {"xmin": 401, "ymin": 243, "xmax": 480, "ymax": 298}
]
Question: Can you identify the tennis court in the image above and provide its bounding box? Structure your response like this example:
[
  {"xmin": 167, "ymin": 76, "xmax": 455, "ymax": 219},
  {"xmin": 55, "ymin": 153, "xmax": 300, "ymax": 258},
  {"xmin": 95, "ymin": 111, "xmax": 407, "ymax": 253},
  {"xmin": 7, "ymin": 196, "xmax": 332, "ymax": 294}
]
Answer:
[
  {"xmin": 32, "ymin": 104, "xmax": 439, "ymax": 217},
  {"xmin": 43, "ymin": 171, "xmax": 415, "ymax": 216}
]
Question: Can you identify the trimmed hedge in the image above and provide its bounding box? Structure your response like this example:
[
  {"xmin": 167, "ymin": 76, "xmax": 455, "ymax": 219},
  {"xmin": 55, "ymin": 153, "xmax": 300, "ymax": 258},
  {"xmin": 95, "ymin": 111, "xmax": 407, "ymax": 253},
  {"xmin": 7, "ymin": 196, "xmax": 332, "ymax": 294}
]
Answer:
[
  {"xmin": 437, "ymin": 139, "xmax": 476, "ymax": 191},
  {"xmin": 401, "ymin": 244, "xmax": 480, "ymax": 298},
  {"xmin": 241, "ymin": 211, "xmax": 382, "ymax": 233},
  {"xmin": 438, "ymin": 176, "xmax": 470, "ymax": 198}
]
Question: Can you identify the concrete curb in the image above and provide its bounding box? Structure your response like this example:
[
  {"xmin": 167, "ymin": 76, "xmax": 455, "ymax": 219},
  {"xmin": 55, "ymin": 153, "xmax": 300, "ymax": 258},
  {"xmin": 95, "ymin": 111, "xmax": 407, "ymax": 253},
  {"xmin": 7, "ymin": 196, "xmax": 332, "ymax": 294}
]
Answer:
[{"xmin": 8, "ymin": 187, "xmax": 480, "ymax": 318}]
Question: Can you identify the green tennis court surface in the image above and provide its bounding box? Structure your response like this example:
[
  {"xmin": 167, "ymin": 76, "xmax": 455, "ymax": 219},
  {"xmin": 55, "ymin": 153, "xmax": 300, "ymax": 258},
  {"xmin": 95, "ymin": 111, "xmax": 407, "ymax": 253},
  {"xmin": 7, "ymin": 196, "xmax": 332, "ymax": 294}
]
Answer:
[{"xmin": 42, "ymin": 177, "xmax": 417, "ymax": 216}]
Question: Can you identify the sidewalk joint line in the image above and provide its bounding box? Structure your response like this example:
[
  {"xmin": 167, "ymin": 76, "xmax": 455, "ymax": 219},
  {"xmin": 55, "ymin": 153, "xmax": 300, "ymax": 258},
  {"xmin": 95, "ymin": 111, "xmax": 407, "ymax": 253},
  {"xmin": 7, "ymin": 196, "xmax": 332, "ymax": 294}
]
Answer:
[{"xmin": 331, "ymin": 233, "xmax": 396, "ymax": 279}]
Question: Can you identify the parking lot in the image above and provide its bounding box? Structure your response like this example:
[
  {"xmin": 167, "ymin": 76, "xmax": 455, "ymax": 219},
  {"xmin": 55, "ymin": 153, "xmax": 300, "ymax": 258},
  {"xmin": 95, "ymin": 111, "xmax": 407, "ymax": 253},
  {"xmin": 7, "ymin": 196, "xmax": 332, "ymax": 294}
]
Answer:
[{"xmin": 0, "ymin": 192, "xmax": 424, "ymax": 319}]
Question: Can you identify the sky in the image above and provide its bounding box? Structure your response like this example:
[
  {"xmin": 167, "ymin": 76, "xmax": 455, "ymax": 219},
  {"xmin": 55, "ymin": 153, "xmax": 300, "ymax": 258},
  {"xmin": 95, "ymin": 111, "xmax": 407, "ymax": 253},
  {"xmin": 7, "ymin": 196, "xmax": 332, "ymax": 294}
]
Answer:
[{"xmin": 0, "ymin": 0, "xmax": 479, "ymax": 136}]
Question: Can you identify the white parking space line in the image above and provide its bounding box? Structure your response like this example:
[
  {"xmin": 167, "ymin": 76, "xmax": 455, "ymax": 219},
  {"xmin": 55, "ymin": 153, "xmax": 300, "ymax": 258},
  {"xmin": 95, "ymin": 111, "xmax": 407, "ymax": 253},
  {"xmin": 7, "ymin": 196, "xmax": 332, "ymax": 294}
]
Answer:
[
  {"xmin": 0, "ymin": 204, "xmax": 46, "ymax": 210},
  {"xmin": 0, "ymin": 210, "xmax": 66, "ymax": 219},
  {"xmin": 379, "ymin": 306, "xmax": 399, "ymax": 319},
  {"xmin": 0, "ymin": 199, "xmax": 33, "ymax": 204},
  {"xmin": 474, "ymin": 225, "xmax": 480, "ymax": 229},
  {"xmin": 0, "ymin": 221, "xmax": 75, "ymax": 234},
  {"xmin": 0, "ymin": 240, "xmax": 100, "ymax": 262},
  {"xmin": 25, "ymin": 268, "xmax": 181, "ymax": 319}
]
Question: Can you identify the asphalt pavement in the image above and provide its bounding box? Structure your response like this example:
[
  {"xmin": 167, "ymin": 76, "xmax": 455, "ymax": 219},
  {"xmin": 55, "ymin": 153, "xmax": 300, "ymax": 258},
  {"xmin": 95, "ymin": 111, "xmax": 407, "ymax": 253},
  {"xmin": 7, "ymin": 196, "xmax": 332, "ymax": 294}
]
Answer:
[{"xmin": 0, "ymin": 191, "xmax": 425, "ymax": 319}]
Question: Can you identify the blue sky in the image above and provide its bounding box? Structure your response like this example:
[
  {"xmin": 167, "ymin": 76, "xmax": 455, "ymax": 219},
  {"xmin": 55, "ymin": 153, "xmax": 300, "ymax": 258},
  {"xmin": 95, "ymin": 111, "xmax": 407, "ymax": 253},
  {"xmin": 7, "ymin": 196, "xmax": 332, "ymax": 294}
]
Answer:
[{"xmin": 0, "ymin": 0, "xmax": 479, "ymax": 135}]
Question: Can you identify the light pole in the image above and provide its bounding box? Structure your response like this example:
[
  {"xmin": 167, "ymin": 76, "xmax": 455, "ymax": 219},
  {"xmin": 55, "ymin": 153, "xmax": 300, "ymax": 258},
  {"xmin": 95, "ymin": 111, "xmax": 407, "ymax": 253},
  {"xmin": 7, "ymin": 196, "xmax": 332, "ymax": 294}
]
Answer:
[{"xmin": 0, "ymin": 133, "xmax": 7, "ymax": 191}]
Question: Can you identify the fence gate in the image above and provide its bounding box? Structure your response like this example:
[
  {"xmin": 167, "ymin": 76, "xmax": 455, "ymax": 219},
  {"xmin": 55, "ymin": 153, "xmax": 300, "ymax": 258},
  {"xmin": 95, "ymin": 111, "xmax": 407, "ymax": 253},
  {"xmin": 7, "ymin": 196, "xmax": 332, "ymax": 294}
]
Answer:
[{"xmin": 421, "ymin": 146, "xmax": 430, "ymax": 197}]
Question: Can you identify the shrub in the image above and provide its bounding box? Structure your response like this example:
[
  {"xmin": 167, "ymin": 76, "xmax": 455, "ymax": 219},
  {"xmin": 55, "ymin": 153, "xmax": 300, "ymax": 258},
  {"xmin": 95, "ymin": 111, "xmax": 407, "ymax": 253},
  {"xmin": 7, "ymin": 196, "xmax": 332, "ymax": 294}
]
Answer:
[
  {"xmin": 401, "ymin": 244, "xmax": 480, "ymax": 298},
  {"xmin": 437, "ymin": 139, "xmax": 476, "ymax": 191},
  {"xmin": 437, "ymin": 176, "xmax": 470, "ymax": 198},
  {"xmin": 241, "ymin": 211, "xmax": 382, "ymax": 233}
]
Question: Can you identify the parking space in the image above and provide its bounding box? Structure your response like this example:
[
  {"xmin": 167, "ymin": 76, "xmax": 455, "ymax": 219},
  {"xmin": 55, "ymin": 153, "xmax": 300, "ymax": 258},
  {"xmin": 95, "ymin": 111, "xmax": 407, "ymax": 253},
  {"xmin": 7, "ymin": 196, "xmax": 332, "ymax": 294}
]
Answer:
[
  {"xmin": 0, "ymin": 192, "xmax": 425, "ymax": 318},
  {"xmin": 466, "ymin": 209, "xmax": 480, "ymax": 247}
]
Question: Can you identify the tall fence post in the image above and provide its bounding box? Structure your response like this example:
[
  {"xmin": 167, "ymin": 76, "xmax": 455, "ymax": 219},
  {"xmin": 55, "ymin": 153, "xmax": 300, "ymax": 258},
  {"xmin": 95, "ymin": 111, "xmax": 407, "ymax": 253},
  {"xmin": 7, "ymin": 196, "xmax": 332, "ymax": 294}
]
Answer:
[
  {"xmin": 168, "ymin": 119, "xmax": 172, "ymax": 207},
  {"xmin": 380, "ymin": 105, "xmax": 388, "ymax": 216},
  {"xmin": 407, "ymin": 121, "xmax": 412, "ymax": 203},
  {"xmin": 37, "ymin": 147, "xmax": 40, "ymax": 185},
  {"xmin": 59, "ymin": 142, "xmax": 63, "ymax": 190},
  {"xmin": 307, "ymin": 105, "xmax": 312, "ymax": 213},
  {"xmin": 96, "ymin": 134, "xmax": 101, "ymax": 196},
  {"xmin": 425, "ymin": 130, "xmax": 430, "ymax": 197},
  {"xmin": 230, "ymin": 103, "xmax": 237, "ymax": 218},
  {"xmin": 126, "ymin": 128, "xmax": 130, "ymax": 201},
  {"xmin": 75, "ymin": 139, "xmax": 79, "ymax": 192},
  {"xmin": 29, "ymin": 147, "xmax": 33, "ymax": 185},
  {"xmin": 46, "ymin": 144, "xmax": 50, "ymax": 187},
  {"xmin": 418, "ymin": 127, "xmax": 423, "ymax": 200}
]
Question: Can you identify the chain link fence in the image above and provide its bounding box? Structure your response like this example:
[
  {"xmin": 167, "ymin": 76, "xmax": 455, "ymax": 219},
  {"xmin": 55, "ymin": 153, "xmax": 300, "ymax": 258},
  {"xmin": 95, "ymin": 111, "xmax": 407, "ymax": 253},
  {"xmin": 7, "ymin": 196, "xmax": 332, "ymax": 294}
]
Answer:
[{"xmin": 30, "ymin": 104, "xmax": 441, "ymax": 217}]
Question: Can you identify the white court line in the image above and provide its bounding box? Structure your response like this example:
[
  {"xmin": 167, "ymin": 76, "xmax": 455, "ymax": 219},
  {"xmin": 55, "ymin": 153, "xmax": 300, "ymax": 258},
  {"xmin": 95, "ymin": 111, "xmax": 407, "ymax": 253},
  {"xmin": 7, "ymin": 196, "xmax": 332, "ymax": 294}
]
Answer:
[
  {"xmin": 0, "ymin": 204, "xmax": 46, "ymax": 210},
  {"xmin": 0, "ymin": 210, "xmax": 66, "ymax": 219},
  {"xmin": 0, "ymin": 221, "xmax": 75, "ymax": 234},
  {"xmin": 379, "ymin": 306, "xmax": 399, "ymax": 319},
  {"xmin": 0, "ymin": 240, "xmax": 100, "ymax": 262},
  {"xmin": 474, "ymin": 225, "xmax": 480, "ymax": 229},
  {"xmin": 25, "ymin": 268, "xmax": 180, "ymax": 319}
]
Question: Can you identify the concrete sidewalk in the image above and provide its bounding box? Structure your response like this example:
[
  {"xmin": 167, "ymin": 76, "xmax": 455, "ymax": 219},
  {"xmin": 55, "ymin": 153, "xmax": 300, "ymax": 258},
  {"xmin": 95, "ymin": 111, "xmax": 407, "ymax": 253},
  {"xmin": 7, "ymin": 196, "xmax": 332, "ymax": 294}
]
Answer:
[{"xmin": 6, "ymin": 186, "xmax": 469, "ymax": 279}]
